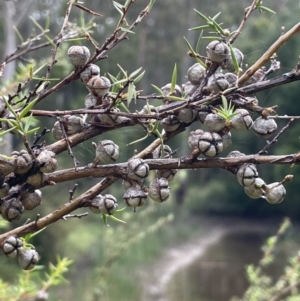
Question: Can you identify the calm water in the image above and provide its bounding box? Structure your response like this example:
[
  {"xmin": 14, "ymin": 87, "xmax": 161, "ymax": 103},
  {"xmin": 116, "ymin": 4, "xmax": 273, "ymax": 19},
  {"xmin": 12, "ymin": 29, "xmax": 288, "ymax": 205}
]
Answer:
[{"xmin": 167, "ymin": 231, "xmax": 269, "ymax": 301}]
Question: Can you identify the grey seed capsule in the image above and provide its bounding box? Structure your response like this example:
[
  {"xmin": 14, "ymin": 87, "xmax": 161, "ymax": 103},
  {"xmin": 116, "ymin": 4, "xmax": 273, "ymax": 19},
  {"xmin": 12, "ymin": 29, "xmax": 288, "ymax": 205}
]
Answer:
[
  {"xmin": 207, "ymin": 73, "xmax": 229, "ymax": 93},
  {"xmin": 188, "ymin": 129, "xmax": 204, "ymax": 150},
  {"xmin": 153, "ymin": 144, "xmax": 173, "ymax": 159},
  {"xmin": 37, "ymin": 150, "xmax": 58, "ymax": 173},
  {"xmin": 252, "ymin": 117, "xmax": 277, "ymax": 138},
  {"xmin": 80, "ymin": 64, "xmax": 100, "ymax": 85},
  {"xmin": 187, "ymin": 63, "xmax": 206, "ymax": 85},
  {"xmin": 237, "ymin": 163, "xmax": 258, "ymax": 187},
  {"xmin": 127, "ymin": 158, "xmax": 149, "ymax": 180},
  {"xmin": 123, "ymin": 186, "xmax": 147, "ymax": 211},
  {"xmin": 19, "ymin": 249, "xmax": 39, "ymax": 270},
  {"xmin": 89, "ymin": 194, "xmax": 118, "ymax": 215},
  {"xmin": 183, "ymin": 81, "xmax": 198, "ymax": 97},
  {"xmin": 21, "ymin": 190, "xmax": 42, "ymax": 210},
  {"xmin": 85, "ymin": 93, "xmax": 98, "ymax": 108},
  {"xmin": 93, "ymin": 140, "xmax": 119, "ymax": 164},
  {"xmin": 0, "ymin": 198, "xmax": 24, "ymax": 222},
  {"xmin": 97, "ymin": 108, "xmax": 124, "ymax": 126},
  {"xmin": 263, "ymin": 182, "xmax": 286, "ymax": 204},
  {"xmin": 206, "ymin": 40, "xmax": 229, "ymax": 63},
  {"xmin": 198, "ymin": 132, "xmax": 223, "ymax": 157},
  {"xmin": 67, "ymin": 45, "xmax": 90, "ymax": 67},
  {"xmin": 26, "ymin": 171, "xmax": 44, "ymax": 187},
  {"xmin": 244, "ymin": 177, "xmax": 265, "ymax": 199},
  {"xmin": 204, "ymin": 113, "xmax": 226, "ymax": 132},
  {"xmin": 149, "ymin": 178, "xmax": 170, "ymax": 202},
  {"xmin": 231, "ymin": 109, "xmax": 253, "ymax": 130},
  {"xmin": 161, "ymin": 83, "xmax": 182, "ymax": 103},
  {"xmin": 11, "ymin": 150, "xmax": 33, "ymax": 174},
  {"xmin": 86, "ymin": 76, "xmax": 111, "ymax": 97},
  {"xmin": 177, "ymin": 108, "xmax": 197, "ymax": 124},
  {"xmin": 161, "ymin": 115, "xmax": 181, "ymax": 132},
  {"xmin": 156, "ymin": 169, "xmax": 177, "ymax": 182},
  {"xmin": 3, "ymin": 236, "xmax": 23, "ymax": 258},
  {"xmin": 221, "ymin": 47, "xmax": 244, "ymax": 72}
]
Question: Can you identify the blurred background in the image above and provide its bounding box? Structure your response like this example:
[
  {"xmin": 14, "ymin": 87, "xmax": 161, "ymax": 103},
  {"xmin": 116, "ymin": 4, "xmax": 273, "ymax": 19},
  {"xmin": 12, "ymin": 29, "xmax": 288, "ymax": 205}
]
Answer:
[{"xmin": 0, "ymin": 0, "xmax": 300, "ymax": 300}]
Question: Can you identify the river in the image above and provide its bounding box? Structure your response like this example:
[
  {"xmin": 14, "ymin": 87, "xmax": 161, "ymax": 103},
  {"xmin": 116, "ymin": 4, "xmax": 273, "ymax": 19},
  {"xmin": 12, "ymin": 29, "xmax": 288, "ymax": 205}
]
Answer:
[{"xmin": 140, "ymin": 216, "xmax": 293, "ymax": 301}]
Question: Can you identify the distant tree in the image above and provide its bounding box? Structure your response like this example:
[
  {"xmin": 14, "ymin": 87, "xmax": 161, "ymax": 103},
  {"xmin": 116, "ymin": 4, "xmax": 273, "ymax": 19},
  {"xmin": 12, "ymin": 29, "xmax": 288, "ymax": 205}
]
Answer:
[{"xmin": 0, "ymin": 0, "xmax": 300, "ymax": 299}]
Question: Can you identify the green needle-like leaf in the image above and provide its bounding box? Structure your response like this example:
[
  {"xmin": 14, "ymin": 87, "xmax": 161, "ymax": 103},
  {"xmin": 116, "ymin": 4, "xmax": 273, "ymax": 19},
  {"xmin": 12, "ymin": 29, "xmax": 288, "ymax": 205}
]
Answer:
[
  {"xmin": 151, "ymin": 84, "xmax": 163, "ymax": 95},
  {"xmin": 127, "ymin": 82, "xmax": 135, "ymax": 106},
  {"xmin": 258, "ymin": 6, "xmax": 276, "ymax": 14},
  {"xmin": 228, "ymin": 44, "xmax": 240, "ymax": 74},
  {"xmin": 117, "ymin": 64, "xmax": 128, "ymax": 77},
  {"xmin": 112, "ymin": 1, "xmax": 124, "ymax": 15},
  {"xmin": 195, "ymin": 30, "xmax": 203, "ymax": 53},
  {"xmin": 2, "ymin": 97, "xmax": 18, "ymax": 119},
  {"xmin": 170, "ymin": 63, "xmax": 177, "ymax": 94},
  {"xmin": 109, "ymin": 215, "xmax": 126, "ymax": 224},
  {"xmin": 194, "ymin": 9, "xmax": 210, "ymax": 22},
  {"xmin": 183, "ymin": 36, "xmax": 196, "ymax": 55},
  {"xmin": 129, "ymin": 67, "xmax": 143, "ymax": 78},
  {"xmin": 148, "ymin": 0, "xmax": 156, "ymax": 12},
  {"xmin": 189, "ymin": 25, "xmax": 210, "ymax": 31},
  {"xmin": 102, "ymin": 214, "xmax": 108, "ymax": 226},
  {"xmin": 120, "ymin": 27, "xmax": 135, "ymax": 34},
  {"xmin": 134, "ymin": 70, "xmax": 145, "ymax": 83},
  {"xmin": 19, "ymin": 98, "xmax": 39, "ymax": 119},
  {"xmin": 212, "ymin": 12, "xmax": 221, "ymax": 20}
]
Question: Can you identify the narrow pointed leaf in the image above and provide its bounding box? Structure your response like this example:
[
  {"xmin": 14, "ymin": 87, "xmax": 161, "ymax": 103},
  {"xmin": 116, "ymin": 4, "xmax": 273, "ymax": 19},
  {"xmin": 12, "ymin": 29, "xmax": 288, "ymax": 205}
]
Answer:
[
  {"xmin": 113, "ymin": 1, "xmax": 124, "ymax": 15},
  {"xmin": 167, "ymin": 95, "xmax": 186, "ymax": 102},
  {"xmin": 195, "ymin": 30, "xmax": 203, "ymax": 53},
  {"xmin": 129, "ymin": 67, "xmax": 143, "ymax": 78},
  {"xmin": 189, "ymin": 25, "xmax": 210, "ymax": 31},
  {"xmin": 124, "ymin": 0, "xmax": 131, "ymax": 8},
  {"xmin": 19, "ymin": 98, "xmax": 39, "ymax": 119},
  {"xmin": 24, "ymin": 113, "xmax": 33, "ymax": 132},
  {"xmin": 170, "ymin": 63, "xmax": 177, "ymax": 94},
  {"xmin": 127, "ymin": 82, "xmax": 134, "ymax": 106},
  {"xmin": 2, "ymin": 97, "xmax": 18, "ymax": 119},
  {"xmin": 220, "ymin": 95, "xmax": 228, "ymax": 111},
  {"xmin": 228, "ymin": 44, "xmax": 240, "ymax": 74},
  {"xmin": 212, "ymin": 12, "xmax": 221, "ymax": 20},
  {"xmin": 194, "ymin": 9, "xmax": 210, "ymax": 22},
  {"xmin": 117, "ymin": 64, "xmax": 128, "ymax": 77},
  {"xmin": 109, "ymin": 215, "xmax": 126, "ymax": 224},
  {"xmin": 102, "ymin": 214, "xmax": 108, "ymax": 226},
  {"xmin": 151, "ymin": 84, "xmax": 163, "ymax": 95},
  {"xmin": 183, "ymin": 36, "xmax": 196, "ymax": 55},
  {"xmin": 208, "ymin": 18, "xmax": 225, "ymax": 35},
  {"xmin": 0, "ymin": 127, "xmax": 17, "ymax": 137},
  {"xmin": 120, "ymin": 27, "xmax": 135, "ymax": 34},
  {"xmin": 258, "ymin": 6, "xmax": 276, "ymax": 14},
  {"xmin": 25, "ymin": 127, "xmax": 40, "ymax": 135},
  {"xmin": 133, "ymin": 70, "xmax": 145, "ymax": 83}
]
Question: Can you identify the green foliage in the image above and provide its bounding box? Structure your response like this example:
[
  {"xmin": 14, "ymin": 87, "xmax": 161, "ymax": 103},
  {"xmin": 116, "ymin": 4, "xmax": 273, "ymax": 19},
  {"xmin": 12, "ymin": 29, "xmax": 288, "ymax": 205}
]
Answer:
[
  {"xmin": 231, "ymin": 218, "xmax": 300, "ymax": 301},
  {"xmin": 0, "ymin": 256, "xmax": 72, "ymax": 301}
]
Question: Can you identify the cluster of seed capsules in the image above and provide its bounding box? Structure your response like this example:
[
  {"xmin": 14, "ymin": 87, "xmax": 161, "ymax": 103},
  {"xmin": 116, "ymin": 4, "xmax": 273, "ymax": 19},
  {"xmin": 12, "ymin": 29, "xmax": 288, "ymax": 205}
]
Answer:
[
  {"xmin": 0, "ymin": 149, "xmax": 57, "ymax": 222},
  {"xmin": 2, "ymin": 236, "xmax": 39, "ymax": 270},
  {"xmin": 56, "ymin": 46, "xmax": 173, "ymax": 213},
  {"xmin": 62, "ymin": 42, "xmax": 285, "ymax": 211},
  {"xmin": 89, "ymin": 141, "xmax": 173, "ymax": 213}
]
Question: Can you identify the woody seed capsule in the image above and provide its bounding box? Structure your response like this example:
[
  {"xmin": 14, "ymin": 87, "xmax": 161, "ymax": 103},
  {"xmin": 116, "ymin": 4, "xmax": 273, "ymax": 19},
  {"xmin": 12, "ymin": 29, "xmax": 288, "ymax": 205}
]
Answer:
[
  {"xmin": 67, "ymin": 45, "xmax": 90, "ymax": 67},
  {"xmin": 127, "ymin": 158, "xmax": 149, "ymax": 180},
  {"xmin": 3, "ymin": 236, "xmax": 23, "ymax": 258}
]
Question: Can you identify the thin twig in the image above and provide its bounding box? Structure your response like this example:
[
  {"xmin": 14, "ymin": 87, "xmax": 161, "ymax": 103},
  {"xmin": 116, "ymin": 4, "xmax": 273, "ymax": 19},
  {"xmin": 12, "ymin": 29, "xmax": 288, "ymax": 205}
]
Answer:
[
  {"xmin": 59, "ymin": 120, "xmax": 80, "ymax": 169},
  {"xmin": 238, "ymin": 22, "xmax": 300, "ymax": 85},
  {"xmin": 62, "ymin": 212, "xmax": 89, "ymax": 220},
  {"xmin": 69, "ymin": 184, "xmax": 78, "ymax": 202},
  {"xmin": 258, "ymin": 119, "xmax": 294, "ymax": 155},
  {"xmin": 229, "ymin": 0, "xmax": 257, "ymax": 44}
]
